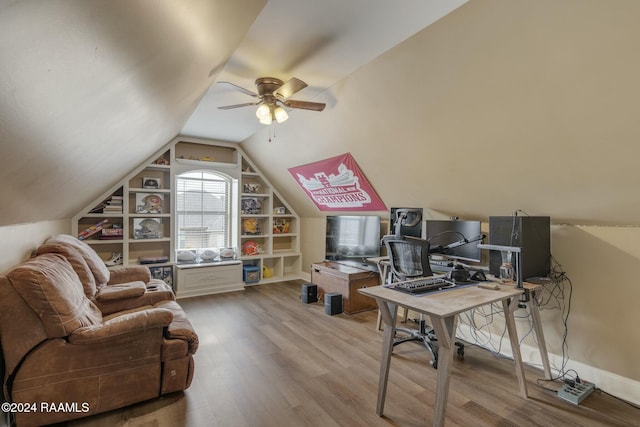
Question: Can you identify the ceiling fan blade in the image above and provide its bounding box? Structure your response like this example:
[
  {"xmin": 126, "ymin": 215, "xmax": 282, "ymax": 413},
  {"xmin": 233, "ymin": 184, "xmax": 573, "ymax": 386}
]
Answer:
[
  {"xmin": 275, "ymin": 77, "xmax": 308, "ymax": 99},
  {"xmin": 217, "ymin": 81, "xmax": 258, "ymax": 97},
  {"xmin": 218, "ymin": 102, "xmax": 259, "ymax": 110},
  {"xmin": 283, "ymin": 99, "xmax": 326, "ymax": 111}
]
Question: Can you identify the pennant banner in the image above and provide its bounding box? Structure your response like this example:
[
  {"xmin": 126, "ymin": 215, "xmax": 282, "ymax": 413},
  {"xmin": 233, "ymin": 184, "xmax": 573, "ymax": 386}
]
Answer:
[{"xmin": 288, "ymin": 153, "xmax": 387, "ymax": 211}]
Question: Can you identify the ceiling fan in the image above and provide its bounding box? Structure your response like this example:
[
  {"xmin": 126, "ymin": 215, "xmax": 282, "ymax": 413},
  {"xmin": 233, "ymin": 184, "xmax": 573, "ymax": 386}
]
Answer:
[{"xmin": 217, "ymin": 77, "xmax": 326, "ymax": 125}]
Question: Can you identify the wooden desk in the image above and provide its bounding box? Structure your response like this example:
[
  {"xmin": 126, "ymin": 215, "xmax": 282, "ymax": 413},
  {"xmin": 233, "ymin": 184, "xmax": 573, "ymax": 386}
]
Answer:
[{"xmin": 359, "ymin": 281, "xmax": 550, "ymax": 427}]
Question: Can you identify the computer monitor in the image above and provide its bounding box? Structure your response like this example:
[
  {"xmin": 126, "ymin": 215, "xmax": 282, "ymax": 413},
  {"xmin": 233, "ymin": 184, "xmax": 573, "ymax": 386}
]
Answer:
[
  {"xmin": 425, "ymin": 219, "xmax": 483, "ymax": 263},
  {"xmin": 325, "ymin": 215, "xmax": 381, "ymax": 263}
]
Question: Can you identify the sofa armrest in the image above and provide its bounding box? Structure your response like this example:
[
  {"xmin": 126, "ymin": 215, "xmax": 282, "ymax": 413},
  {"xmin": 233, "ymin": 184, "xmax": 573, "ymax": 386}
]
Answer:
[
  {"xmin": 155, "ymin": 301, "xmax": 199, "ymax": 354},
  {"xmin": 95, "ymin": 281, "xmax": 146, "ymax": 301},
  {"xmin": 108, "ymin": 266, "xmax": 152, "ymax": 285},
  {"xmin": 68, "ymin": 308, "xmax": 173, "ymax": 344}
]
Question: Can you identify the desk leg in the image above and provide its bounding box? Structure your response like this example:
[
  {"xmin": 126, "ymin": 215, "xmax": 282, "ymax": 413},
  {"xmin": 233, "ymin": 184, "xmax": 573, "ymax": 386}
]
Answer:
[
  {"xmin": 503, "ymin": 297, "xmax": 529, "ymax": 398},
  {"xmin": 375, "ymin": 300, "xmax": 398, "ymax": 416},
  {"xmin": 428, "ymin": 315, "xmax": 458, "ymax": 427},
  {"xmin": 529, "ymin": 290, "xmax": 552, "ymax": 379}
]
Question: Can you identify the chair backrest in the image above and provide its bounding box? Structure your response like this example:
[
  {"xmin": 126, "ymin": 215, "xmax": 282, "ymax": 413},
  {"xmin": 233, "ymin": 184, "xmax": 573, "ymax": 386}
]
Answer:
[{"xmin": 383, "ymin": 235, "xmax": 433, "ymax": 281}]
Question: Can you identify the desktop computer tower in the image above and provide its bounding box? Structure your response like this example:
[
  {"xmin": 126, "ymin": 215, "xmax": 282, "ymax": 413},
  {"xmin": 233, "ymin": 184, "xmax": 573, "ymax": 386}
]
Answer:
[{"xmin": 489, "ymin": 216, "xmax": 551, "ymax": 280}]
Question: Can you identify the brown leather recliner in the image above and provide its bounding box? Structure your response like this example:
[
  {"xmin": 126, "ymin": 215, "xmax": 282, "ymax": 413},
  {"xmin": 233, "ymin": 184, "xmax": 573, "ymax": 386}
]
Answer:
[{"xmin": 0, "ymin": 236, "xmax": 198, "ymax": 427}]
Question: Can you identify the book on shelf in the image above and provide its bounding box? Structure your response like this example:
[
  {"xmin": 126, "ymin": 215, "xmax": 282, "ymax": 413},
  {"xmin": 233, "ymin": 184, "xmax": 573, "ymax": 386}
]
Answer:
[
  {"xmin": 99, "ymin": 226, "xmax": 123, "ymax": 240},
  {"xmin": 89, "ymin": 194, "xmax": 123, "ymax": 214}
]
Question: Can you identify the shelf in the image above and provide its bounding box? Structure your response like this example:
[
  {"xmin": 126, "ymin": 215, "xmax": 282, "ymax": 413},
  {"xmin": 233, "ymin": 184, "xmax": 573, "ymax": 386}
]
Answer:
[
  {"xmin": 73, "ymin": 137, "xmax": 301, "ymax": 286},
  {"xmin": 144, "ymin": 164, "xmax": 171, "ymax": 171},
  {"xmin": 84, "ymin": 239, "xmax": 124, "ymax": 245},
  {"xmin": 175, "ymin": 158, "xmax": 238, "ymax": 169},
  {"xmin": 129, "ymin": 188, "xmax": 171, "ymax": 193}
]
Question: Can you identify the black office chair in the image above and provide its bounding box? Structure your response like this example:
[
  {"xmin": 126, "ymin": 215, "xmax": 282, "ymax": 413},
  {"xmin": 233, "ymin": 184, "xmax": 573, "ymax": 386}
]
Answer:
[{"xmin": 383, "ymin": 235, "xmax": 464, "ymax": 368}]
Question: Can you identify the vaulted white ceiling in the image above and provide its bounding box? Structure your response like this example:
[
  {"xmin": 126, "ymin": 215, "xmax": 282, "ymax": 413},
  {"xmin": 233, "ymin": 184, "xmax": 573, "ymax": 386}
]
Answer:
[{"xmin": 0, "ymin": 0, "xmax": 465, "ymax": 227}]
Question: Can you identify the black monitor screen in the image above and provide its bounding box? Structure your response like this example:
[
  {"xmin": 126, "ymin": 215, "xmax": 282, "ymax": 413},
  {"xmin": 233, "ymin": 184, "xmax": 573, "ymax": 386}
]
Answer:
[
  {"xmin": 325, "ymin": 215, "xmax": 381, "ymax": 261},
  {"xmin": 425, "ymin": 220, "xmax": 482, "ymax": 262}
]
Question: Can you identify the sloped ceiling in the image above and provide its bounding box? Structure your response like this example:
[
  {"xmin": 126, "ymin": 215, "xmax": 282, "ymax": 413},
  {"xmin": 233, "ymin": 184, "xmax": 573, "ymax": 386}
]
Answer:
[
  {"xmin": 3, "ymin": 0, "xmax": 640, "ymax": 228},
  {"xmin": 0, "ymin": 0, "xmax": 466, "ymax": 228},
  {"xmin": 240, "ymin": 0, "xmax": 640, "ymax": 226},
  {"xmin": 0, "ymin": 0, "xmax": 266, "ymax": 227}
]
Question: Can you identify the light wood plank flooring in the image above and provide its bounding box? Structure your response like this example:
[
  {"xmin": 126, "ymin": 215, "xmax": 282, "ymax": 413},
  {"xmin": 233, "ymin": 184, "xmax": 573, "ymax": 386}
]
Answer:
[{"xmin": 63, "ymin": 280, "xmax": 639, "ymax": 426}]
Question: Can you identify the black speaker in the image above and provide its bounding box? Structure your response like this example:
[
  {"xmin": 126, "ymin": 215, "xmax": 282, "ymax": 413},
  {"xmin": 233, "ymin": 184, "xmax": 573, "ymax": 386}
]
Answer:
[
  {"xmin": 324, "ymin": 293, "xmax": 342, "ymax": 315},
  {"xmin": 301, "ymin": 283, "xmax": 317, "ymax": 304},
  {"xmin": 489, "ymin": 216, "xmax": 551, "ymax": 280}
]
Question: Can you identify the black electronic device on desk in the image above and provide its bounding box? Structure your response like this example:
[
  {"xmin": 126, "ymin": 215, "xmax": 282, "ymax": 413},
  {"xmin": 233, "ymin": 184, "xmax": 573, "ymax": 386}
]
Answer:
[
  {"xmin": 425, "ymin": 219, "xmax": 485, "ymax": 263},
  {"xmin": 385, "ymin": 275, "xmax": 455, "ymax": 295}
]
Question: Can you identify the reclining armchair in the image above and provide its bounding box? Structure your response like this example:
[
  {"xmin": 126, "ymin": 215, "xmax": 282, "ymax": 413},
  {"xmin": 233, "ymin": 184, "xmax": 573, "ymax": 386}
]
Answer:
[{"xmin": 0, "ymin": 235, "xmax": 198, "ymax": 426}]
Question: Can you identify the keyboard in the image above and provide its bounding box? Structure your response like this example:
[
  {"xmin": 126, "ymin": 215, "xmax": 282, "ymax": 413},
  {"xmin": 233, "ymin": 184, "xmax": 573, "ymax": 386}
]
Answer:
[{"xmin": 386, "ymin": 275, "xmax": 455, "ymax": 295}]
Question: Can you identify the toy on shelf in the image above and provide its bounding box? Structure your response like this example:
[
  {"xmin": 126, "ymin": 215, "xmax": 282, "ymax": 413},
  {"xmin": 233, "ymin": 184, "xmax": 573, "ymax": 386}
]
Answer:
[
  {"xmin": 242, "ymin": 240, "xmax": 263, "ymax": 256},
  {"xmin": 273, "ymin": 219, "xmax": 290, "ymax": 234},
  {"xmin": 136, "ymin": 194, "xmax": 164, "ymax": 214},
  {"xmin": 241, "ymin": 198, "xmax": 262, "ymax": 214},
  {"xmin": 78, "ymin": 219, "xmax": 109, "ymax": 240},
  {"xmin": 242, "ymin": 218, "xmax": 260, "ymax": 235}
]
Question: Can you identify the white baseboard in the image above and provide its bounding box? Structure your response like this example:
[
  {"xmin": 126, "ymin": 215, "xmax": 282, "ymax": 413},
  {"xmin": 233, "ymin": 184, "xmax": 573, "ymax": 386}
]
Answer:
[{"xmin": 456, "ymin": 328, "xmax": 640, "ymax": 406}]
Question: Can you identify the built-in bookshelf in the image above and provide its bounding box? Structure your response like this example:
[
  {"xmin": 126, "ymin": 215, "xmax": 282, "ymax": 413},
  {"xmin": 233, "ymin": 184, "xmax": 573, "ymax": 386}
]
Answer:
[
  {"xmin": 72, "ymin": 149, "xmax": 173, "ymax": 269},
  {"xmin": 239, "ymin": 155, "xmax": 300, "ymax": 285},
  {"xmin": 71, "ymin": 136, "xmax": 301, "ymax": 292}
]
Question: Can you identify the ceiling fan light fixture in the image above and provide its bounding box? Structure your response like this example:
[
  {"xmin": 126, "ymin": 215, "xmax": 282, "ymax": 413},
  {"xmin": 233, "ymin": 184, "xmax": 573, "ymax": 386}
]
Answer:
[
  {"xmin": 258, "ymin": 114, "xmax": 272, "ymax": 125},
  {"xmin": 274, "ymin": 106, "xmax": 288, "ymax": 123},
  {"xmin": 256, "ymin": 104, "xmax": 271, "ymax": 121}
]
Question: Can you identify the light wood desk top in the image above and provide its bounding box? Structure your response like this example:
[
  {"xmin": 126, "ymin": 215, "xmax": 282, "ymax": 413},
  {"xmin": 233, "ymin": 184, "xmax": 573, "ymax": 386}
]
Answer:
[{"xmin": 359, "ymin": 282, "xmax": 524, "ymax": 318}]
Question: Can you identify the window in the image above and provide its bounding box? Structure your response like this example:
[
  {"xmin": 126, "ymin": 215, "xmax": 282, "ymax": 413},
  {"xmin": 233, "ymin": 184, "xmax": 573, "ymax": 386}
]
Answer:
[{"xmin": 175, "ymin": 170, "xmax": 232, "ymax": 250}]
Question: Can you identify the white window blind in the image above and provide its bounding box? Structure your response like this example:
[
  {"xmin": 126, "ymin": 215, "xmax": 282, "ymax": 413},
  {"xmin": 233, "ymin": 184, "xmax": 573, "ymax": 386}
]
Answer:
[{"xmin": 176, "ymin": 170, "xmax": 231, "ymax": 250}]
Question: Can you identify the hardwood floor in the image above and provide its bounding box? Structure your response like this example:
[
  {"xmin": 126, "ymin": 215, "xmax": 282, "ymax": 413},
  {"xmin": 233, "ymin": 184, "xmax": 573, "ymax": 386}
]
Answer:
[{"xmin": 65, "ymin": 280, "xmax": 638, "ymax": 427}]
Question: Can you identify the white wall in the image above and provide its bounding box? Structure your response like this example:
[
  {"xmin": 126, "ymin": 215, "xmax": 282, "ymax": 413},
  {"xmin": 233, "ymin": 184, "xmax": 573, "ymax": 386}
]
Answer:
[{"xmin": 0, "ymin": 220, "xmax": 69, "ymax": 274}]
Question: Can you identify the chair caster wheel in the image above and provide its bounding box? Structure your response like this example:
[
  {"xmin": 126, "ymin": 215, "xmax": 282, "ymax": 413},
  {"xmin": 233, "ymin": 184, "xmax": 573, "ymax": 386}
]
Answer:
[{"xmin": 430, "ymin": 350, "xmax": 438, "ymax": 369}]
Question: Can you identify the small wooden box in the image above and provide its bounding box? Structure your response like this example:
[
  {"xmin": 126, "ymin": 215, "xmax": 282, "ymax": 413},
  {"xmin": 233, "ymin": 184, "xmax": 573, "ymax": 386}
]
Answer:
[{"xmin": 310, "ymin": 261, "xmax": 378, "ymax": 314}]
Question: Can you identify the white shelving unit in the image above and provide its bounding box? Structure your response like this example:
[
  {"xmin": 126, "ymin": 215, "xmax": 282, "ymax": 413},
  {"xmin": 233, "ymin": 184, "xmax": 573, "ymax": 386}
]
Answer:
[
  {"xmin": 72, "ymin": 136, "xmax": 302, "ymax": 293},
  {"xmin": 239, "ymin": 154, "xmax": 300, "ymax": 284}
]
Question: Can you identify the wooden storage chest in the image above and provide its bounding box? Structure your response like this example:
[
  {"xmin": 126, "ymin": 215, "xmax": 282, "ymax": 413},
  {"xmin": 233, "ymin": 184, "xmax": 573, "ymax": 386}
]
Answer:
[{"xmin": 310, "ymin": 261, "xmax": 378, "ymax": 314}]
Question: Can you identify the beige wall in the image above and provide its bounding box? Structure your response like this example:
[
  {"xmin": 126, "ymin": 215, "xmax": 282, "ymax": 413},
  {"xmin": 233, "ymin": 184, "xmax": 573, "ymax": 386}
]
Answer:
[
  {"xmin": 0, "ymin": 220, "xmax": 70, "ymax": 273},
  {"xmin": 302, "ymin": 219, "xmax": 640, "ymax": 403}
]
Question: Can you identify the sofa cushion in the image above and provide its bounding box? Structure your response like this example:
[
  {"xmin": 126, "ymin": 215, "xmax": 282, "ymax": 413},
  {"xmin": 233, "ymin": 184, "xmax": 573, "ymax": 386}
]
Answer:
[
  {"xmin": 7, "ymin": 253, "xmax": 102, "ymax": 338},
  {"xmin": 36, "ymin": 242, "xmax": 98, "ymax": 297},
  {"xmin": 46, "ymin": 234, "xmax": 111, "ymax": 286}
]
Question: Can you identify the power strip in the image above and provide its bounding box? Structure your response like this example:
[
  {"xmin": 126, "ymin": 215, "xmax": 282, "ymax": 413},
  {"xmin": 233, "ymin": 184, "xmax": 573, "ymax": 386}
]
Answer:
[{"xmin": 557, "ymin": 380, "xmax": 595, "ymax": 405}]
